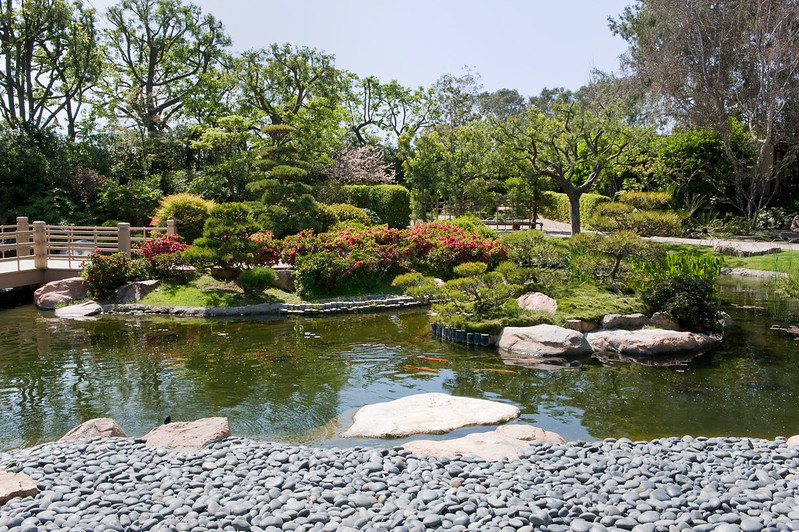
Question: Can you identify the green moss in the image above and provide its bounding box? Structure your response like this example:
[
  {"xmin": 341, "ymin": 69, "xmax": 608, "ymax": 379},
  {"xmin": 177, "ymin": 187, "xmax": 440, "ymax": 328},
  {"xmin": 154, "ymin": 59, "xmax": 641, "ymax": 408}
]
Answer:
[
  {"xmin": 138, "ymin": 275, "xmax": 302, "ymax": 307},
  {"xmin": 547, "ymin": 282, "xmax": 645, "ymax": 323}
]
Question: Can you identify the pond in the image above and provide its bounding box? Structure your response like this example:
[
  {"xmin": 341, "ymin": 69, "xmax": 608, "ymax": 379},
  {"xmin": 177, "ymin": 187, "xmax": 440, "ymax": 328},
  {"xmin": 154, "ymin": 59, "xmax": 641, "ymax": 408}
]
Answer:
[{"xmin": 1, "ymin": 278, "xmax": 798, "ymax": 452}]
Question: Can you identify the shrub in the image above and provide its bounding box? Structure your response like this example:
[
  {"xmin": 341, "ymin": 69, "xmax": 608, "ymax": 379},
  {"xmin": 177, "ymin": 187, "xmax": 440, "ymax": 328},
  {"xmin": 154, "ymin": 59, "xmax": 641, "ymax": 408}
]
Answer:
[
  {"xmin": 369, "ymin": 185, "xmax": 411, "ymax": 229},
  {"xmin": 362, "ymin": 208, "xmax": 382, "ymax": 225},
  {"xmin": 450, "ymin": 215, "xmax": 498, "ymax": 239},
  {"xmin": 618, "ymin": 190, "xmax": 673, "ymax": 210},
  {"xmin": 134, "ymin": 233, "xmax": 190, "ymax": 280},
  {"xmin": 407, "ymin": 221, "xmax": 507, "ymax": 278},
  {"xmin": 342, "ymin": 184, "xmax": 371, "ymax": 208},
  {"xmin": 642, "ymin": 276, "xmax": 721, "ymax": 333},
  {"xmin": 182, "ymin": 202, "xmax": 261, "ymax": 277},
  {"xmin": 626, "ymin": 210, "xmax": 683, "ymax": 237},
  {"xmin": 641, "ymin": 252, "xmax": 723, "ymax": 282},
  {"xmin": 327, "ymin": 203, "xmax": 371, "ymax": 225},
  {"xmin": 81, "ymin": 251, "xmax": 142, "ymax": 300},
  {"xmin": 152, "ymin": 193, "xmax": 214, "ymax": 244},
  {"xmin": 501, "ymin": 229, "xmax": 569, "ymax": 269},
  {"xmin": 539, "ymin": 191, "xmax": 610, "ymax": 224},
  {"xmin": 249, "ymin": 232, "xmax": 282, "ymax": 267},
  {"xmin": 237, "ymin": 266, "xmax": 278, "ymax": 294}
]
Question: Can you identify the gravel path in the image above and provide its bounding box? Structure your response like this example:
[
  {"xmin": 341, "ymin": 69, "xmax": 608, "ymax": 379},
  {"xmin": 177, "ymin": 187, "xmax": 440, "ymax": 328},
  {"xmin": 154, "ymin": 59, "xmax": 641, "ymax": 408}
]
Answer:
[{"xmin": 2, "ymin": 436, "xmax": 799, "ymax": 531}]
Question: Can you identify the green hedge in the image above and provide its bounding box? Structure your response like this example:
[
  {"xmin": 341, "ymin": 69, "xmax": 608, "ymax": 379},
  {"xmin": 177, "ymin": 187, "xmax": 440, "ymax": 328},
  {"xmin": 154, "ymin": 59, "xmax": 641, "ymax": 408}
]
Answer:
[
  {"xmin": 618, "ymin": 191, "xmax": 673, "ymax": 210},
  {"xmin": 343, "ymin": 184, "xmax": 411, "ymax": 229},
  {"xmin": 539, "ymin": 191, "xmax": 610, "ymax": 225}
]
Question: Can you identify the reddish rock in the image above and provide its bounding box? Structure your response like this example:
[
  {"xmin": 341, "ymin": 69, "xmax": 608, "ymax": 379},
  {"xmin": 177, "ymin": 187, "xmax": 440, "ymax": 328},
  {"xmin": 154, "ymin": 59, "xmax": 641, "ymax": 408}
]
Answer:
[
  {"xmin": 563, "ymin": 319, "xmax": 599, "ymax": 333},
  {"xmin": 515, "ymin": 292, "xmax": 557, "ymax": 313},
  {"xmin": 403, "ymin": 424, "xmax": 565, "ymax": 460},
  {"xmin": 34, "ymin": 277, "xmax": 86, "ymax": 310},
  {"xmin": 787, "ymin": 435, "xmax": 799, "ymax": 446},
  {"xmin": 143, "ymin": 417, "xmax": 231, "ymax": 451},
  {"xmin": 60, "ymin": 418, "xmax": 127, "ymax": 441},
  {"xmin": 0, "ymin": 471, "xmax": 38, "ymax": 505}
]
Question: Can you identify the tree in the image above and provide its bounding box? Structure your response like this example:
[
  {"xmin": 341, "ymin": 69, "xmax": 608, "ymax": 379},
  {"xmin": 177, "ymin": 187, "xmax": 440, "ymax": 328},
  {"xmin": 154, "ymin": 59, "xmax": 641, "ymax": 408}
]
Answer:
[
  {"xmin": 323, "ymin": 145, "xmax": 395, "ymax": 184},
  {"xmin": 611, "ymin": 0, "xmax": 799, "ymax": 223},
  {"xmin": 0, "ymin": 0, "xmax": 101, "ymax": 139},
  {"xmin": 476, "ymin": 88, "xmax": 527, "ymax": 120},
  {"xmin": 495, "ymin": 103, "xmax": 629, "ymax": 234},
  {"xmin": 101, "ymin": 0, "xmax": 230, "ymax": 135},
  {"xmin": 433, "ymin": 66, "xmax": 483, "ymax": 128}
]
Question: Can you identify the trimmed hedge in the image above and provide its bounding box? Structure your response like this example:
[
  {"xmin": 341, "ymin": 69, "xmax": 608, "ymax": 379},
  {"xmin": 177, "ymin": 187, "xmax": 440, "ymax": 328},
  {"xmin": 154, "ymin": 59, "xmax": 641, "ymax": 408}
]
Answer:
[
  {"xmin": 539, "ymin": 191, "xmax": 611, "ymax": 225},
  {"xmin": 343, "ymin": 184, "xmax": 411, "ymax": 229},
  {"xmin": 618, "ymin": 191, "xmax": 673, "ymax": 210}
]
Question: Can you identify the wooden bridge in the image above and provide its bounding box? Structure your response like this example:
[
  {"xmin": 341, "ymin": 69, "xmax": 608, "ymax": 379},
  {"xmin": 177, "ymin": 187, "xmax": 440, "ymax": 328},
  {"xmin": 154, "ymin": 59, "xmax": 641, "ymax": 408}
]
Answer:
[{"xmin": 0, "ymin": 217, "xmax": 176, "ymax": 291}]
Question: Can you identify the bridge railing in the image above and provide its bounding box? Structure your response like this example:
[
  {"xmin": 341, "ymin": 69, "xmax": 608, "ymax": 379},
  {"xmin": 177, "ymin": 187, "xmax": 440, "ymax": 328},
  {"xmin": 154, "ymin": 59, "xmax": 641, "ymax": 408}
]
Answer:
[{"xmin": 0, "ymin": 217, "xmax": 177, "ymax": 273}]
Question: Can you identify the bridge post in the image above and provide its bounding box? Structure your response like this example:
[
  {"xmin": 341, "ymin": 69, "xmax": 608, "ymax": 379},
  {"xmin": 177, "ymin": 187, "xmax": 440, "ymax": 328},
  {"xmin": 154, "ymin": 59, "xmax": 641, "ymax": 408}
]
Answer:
[
  {"xmin": 167, "ymin": 219, "xmax": 176, "ymax": 236},
  {"xmin": 33, "ymin": 221, "xmax": 47, "ymax": 269},
  {"xmin": 16, "ymin": 217, "xmax": 30, "ymax": 257},
  {"xmin": 118, "ymin": 222, "xmax": 131, "ymax": 257}
]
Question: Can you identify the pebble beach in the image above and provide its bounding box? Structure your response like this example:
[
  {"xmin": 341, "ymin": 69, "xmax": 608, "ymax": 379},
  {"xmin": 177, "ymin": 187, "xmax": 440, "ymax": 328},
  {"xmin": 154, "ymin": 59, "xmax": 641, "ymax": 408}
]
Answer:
[{"xmin": 2, "ymin": 435, "xmax": 799, "ymax": 531}]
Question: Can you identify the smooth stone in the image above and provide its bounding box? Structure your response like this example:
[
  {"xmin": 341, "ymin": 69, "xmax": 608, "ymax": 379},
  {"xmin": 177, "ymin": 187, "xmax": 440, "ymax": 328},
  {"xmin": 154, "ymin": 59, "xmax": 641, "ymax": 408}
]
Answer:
[
  {"xmin": 34, "ymin": 277, "xmax": 86, "ymax": 310},
  {"xmin": 402, "ymin": 424, "xmax": 565, "ymax": 460},
  {"xmin": 54, "ymin": 300, "xmax": 103, "ymax": 318},
  {"xmin": 143, "ymin": 417, "xmax": 231, "ymax": 451},
  {"xmin": 0, "ymin": 471, "xmax": 38, "ymax": 504},
  {"xmin": 60, "ymin": 418, "xmax": 127, "ymax": 441},
  {"xmin": 585, "ymin": 328, "xmax": 720, "ymax": 356},
  {"xmin": 497, "ymin": 324, "xmax": 592, "ymax": 358},
  {"xmin": 515, "ymin": 292, "xmax": 557, "ymax": 313}
]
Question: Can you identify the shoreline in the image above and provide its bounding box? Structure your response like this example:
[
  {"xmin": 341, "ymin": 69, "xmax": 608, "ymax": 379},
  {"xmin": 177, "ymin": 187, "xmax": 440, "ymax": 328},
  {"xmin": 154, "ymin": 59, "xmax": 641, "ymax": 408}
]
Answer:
[{"xmin": 2, "ymin": 435, "xmax": 799, "ymax": 531}]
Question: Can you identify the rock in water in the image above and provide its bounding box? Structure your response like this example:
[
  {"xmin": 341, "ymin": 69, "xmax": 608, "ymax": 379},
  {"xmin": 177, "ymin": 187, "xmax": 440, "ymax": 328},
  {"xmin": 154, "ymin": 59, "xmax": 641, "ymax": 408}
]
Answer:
[
  {"xmin": 60, "ymin": 418, "xmax": 127, "ymax": 441},
  {"xmin": 585, "ymin": 328, "xmax": 720, "ymax": 356},
  {"xmin": 34, "ymin": 277, "xmax": 86, "ymax": 310},
  {"xmin": 498, "ymin": 324, "xmax": 592, "ymax": 358},
  {"xmin": 143, "ymin": 417, "xmax": 231, "ymax": 451},
  {"xmin": 341, "ymin": 393, "xmax": 520, "ymax": 438},
  {"xmin": 54, "ymin": 300, "xmax": 102, "ymax": 318}
]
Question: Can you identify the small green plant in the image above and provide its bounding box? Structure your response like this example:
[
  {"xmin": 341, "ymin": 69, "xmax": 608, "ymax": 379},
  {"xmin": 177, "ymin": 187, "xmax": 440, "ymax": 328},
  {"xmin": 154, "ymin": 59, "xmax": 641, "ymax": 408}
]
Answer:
[
  {"xmin": 641, "ymin": 252, "xmax": 723, "ymax": 282},
  {"xmin": 236, "ymin": 267, "xmax": 278, "ymax": 294},
  {"xmin": 642, "ymin": 276, "xmax": 722, "ymax": 334}
]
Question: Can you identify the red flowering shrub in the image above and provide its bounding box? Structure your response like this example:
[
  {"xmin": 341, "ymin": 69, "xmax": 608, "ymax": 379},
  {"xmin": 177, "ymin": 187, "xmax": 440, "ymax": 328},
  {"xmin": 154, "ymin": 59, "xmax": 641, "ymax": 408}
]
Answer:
[
  {"xmin": 133, "ymin": 233, "xmax": 190, "ymax": 280},
  {"xmin": 81, "ymin": 252, "xmax": 143, "ymax": 300},
  {"xmin": 407, "ymin": 221, "xmax": 507, "ymax": 277},
  {"xmin": 250, "ymin": 232, "xmax": 281, "ymax": 267}
]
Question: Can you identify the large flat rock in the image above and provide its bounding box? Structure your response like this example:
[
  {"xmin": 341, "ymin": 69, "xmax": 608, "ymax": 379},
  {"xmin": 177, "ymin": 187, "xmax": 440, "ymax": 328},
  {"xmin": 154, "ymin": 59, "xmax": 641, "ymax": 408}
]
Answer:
[
  {"xmin": 0, "ymin": 471, "xmax": 38, "ymax": 505},
  {"xmin": 585, "ymin": 328, "xmax": 720, "ymax": 356},
  {"xmin": 143, "ymin": 417, "xmax": 231, "ymax": 451},
  {"xmin": 341, "ymin": 393, "xmax": 520, "ymax": 439},
  {"xmin": 403, "ymin": 424, "xmax": 565, "ymax": 460},
  {"xmin": 498, "ymin": 324, "xmax": 592, "ymax": 358},
  {"xmin": 34, "ymin": 277, "xmax": 86, "ymax": 310},
  {"xmin": 54, "ymin": 300, "xmax": 102, "ymax": 318}
]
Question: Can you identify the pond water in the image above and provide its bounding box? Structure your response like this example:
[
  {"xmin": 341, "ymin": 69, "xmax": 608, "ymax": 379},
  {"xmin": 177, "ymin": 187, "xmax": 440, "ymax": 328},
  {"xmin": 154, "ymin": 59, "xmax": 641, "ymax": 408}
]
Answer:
[{"xmin": 0, "ymin": 279, "xmax": 798, "ymax": 452}]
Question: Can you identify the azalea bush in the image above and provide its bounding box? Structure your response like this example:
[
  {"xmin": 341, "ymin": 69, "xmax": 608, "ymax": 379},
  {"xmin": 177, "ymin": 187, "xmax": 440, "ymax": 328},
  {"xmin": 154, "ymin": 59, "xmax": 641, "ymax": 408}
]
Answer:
[
  {"xmin": 134, "ymin": 233, "xmax": 191, "ymax": 281},
  {"xmin": 81, "ymin": 251, "xmax": 143, "ymax": 300},
  {"xmin": 406, "ymin": 221, "xmax": 507, "ymax": 278},
  {"xmin": 250, "ymin": 232, "xmax": 281, "ymax": 267}
]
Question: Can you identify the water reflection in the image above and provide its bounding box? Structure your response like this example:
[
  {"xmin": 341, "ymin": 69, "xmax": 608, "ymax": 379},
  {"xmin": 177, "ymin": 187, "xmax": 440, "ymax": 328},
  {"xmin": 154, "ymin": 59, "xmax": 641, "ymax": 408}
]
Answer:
[{"xmin": 0, "ymin": 277, "xmax": 797, "ymax": 451}]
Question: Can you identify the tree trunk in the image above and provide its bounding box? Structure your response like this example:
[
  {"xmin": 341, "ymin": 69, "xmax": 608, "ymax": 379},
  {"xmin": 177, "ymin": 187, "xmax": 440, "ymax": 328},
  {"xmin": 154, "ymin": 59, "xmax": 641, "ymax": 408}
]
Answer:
[{"xmin": 568, "ymin": 192, "xmax": 582, "ymax": 235}]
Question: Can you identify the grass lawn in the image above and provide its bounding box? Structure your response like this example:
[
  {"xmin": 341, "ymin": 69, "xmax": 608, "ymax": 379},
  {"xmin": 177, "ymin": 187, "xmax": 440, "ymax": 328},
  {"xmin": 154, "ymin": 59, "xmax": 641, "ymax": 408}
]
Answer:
[
  {"xmin": 138, "ymin": 275, "xmax": 302, "ymax": 307},
  {"xmin": 661, "ymin": 243, "xmax": 799, "ymax": 275}
]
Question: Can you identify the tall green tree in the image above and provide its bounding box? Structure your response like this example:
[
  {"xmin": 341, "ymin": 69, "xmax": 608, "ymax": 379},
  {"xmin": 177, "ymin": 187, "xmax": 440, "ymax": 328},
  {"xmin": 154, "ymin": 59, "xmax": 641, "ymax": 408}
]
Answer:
[
  {"xmin": 101, "ymin": 0, "xmax": 230, "ymax": 135},
  {"xmin": 611, "ymin": 0, "xmax": 799, "ymax": 223},
  {"xmin": 0, "ymin": 0, "xmax": 101, "ymax": 140},
  {"xmin": 495, "ymin": 103, "xmax": 629, "ymax": 234}
]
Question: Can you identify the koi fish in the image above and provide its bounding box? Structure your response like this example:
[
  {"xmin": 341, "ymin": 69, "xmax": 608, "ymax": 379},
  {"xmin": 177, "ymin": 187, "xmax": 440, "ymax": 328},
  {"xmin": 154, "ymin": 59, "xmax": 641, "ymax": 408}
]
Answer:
[
  {"xmin": 474, "ymin": 368, "xmax": 516, "ymax": 374},
  {"xmin": 405, "ymin": 365, "xmax": 440, "ymax": 373},
  {"xmin": 415, "ymin": 356, "xmax": 449, "ymax": 362}
]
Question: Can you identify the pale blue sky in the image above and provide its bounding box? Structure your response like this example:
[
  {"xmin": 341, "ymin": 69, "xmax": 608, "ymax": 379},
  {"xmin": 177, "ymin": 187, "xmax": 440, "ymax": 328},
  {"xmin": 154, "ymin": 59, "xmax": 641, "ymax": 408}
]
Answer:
[{"xmin": 86, "ymin": 0, "xmax": 633, "ymax": 97}]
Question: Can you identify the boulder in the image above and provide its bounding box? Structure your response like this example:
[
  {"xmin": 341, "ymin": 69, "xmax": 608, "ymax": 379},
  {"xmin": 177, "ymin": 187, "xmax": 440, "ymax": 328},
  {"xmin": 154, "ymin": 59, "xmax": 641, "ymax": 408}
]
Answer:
[
  {"xmin": 34, "ymin": 277, "xmax": 86, "ymax": 310},
  {"xmin": 341, "ymin": 393, "xmax": 520, "ymax": 439},
  {"xmin": 54, "ymin": 300, "xmax": 102, "ymax": 318},
  {"xmin": 0, "ymin": 471, "xmax": 38, "ymax": 505},
  {"xmin": 271, "ymin": 269, "xmax": 295, "ymax": 292},
  {"xmin": 651, "ymin": 312, "xmax": 680, "ymax": 330},
  {"xmin": 116, "ymin": 280, "xmax": 160, "ymax": 303},
  {"xmin": 585, "ymin": 328, "xmax": 720, "ymax": 357},
  {"xmin": 403, "ymin": 424, "xmax": 565, "ymax": 461},
  {"xmin": 143, "ymin": 417, "xmax": 231, "ymax": 451},
  {"xmin": 515, "ymin": 292, "xmax": 557, "ymax": 314},
  {"xmin": 787, "ymin": 435, "xmax": 799, "ymax": 446},
  {"xmin": 498, "ymin": 324, "xmax": 592, "ymax": 358},
  {"xmin": 601, "ymin": 313, "xmax": 651, "ymax": 330},
  {"xmin": 60, "ymin": 418, "xmax": 127, "ymax": 441}
]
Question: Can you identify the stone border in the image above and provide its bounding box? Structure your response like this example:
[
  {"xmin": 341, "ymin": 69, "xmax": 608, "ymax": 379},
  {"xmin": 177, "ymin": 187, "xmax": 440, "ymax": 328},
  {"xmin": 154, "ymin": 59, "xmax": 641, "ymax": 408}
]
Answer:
[
  {"xmin": 100, "ymin": 294, "xmax": 426, "ymax": 317},
  {"xmin": 430, "ymin": 323, "xmax": 498, "ymax": 347}
]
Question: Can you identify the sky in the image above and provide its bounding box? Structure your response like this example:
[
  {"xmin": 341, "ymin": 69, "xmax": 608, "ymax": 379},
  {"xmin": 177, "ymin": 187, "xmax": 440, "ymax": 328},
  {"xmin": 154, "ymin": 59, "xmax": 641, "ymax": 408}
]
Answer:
[{"xmin": 84, "ymin": 0, "xmax": 633, "ymax": 98}]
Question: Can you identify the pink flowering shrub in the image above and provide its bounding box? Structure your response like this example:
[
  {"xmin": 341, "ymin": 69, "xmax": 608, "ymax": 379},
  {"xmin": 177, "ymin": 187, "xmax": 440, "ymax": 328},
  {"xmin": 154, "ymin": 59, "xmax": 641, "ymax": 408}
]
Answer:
[
  {"xmin": 250, "ymin": 232, "xmax": 281, "ymax": 267},
  {"xmin": 407, "ymin": 221, "xmax": 507, "ymax": 277},
  {"xmin": 134, "ymin": 233, "xmax": 190, "ymax": 280},
  {"xmin": 81, "ymin": 252, "xmax": 143, "ymax": 300}
]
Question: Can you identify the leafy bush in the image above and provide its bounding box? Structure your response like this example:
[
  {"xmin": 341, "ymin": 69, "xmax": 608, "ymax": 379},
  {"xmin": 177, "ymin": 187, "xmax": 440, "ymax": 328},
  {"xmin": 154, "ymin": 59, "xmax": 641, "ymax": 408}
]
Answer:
[
  {"xmin": 81, "ymin": 252, "xmax": 142, "ymax": 300},
  {"xmin": 369, "ymin": 185, "xmax": 411, "ymax": 229},
  {"xmin": 342, "ymin": 184, "xmax": 371, "ymax": 208},
  {"xmin": 501, "ymin": 229, "xmax": 568, "ymax": 269},
  {"xmin": 237, "ymin": 267, "xmax": 278, "ymax": 294},
  {"xmin": 152, "ymin": 193, "xmax": 214, "ymax": 244},
  {"xmin": 642, "ymin": 276, "xmax": 721, "ymax": 333},
  {"xmin": 618, "ymin": 191, "xmax": 673, "ymax": 210},
  {"xmin": 450, "ymin": 215, "xmax": 498, "ymax": 239},
  {"xmin": 327, "ymin": 203, "xmax": 371, "ymax": 225},
  {"xmin": 362, "ymin": 208, "xmax": 382, "ymax": 225},
  {"xmin": 134, "ymin": 233, "xmax": 190, "ymax": 280},
  {"xmin": 100, "ymin": 177, "xmax": 162, "ymax": 227},
  {"xmin": 182, "ymin": 202, "xmax": 261, "ymax": 277},
  {"xmin": 627, "ymin": 210, "xmax": 683, "ymax": 237},
  {"xmin": 539, "ymin": 191, "xmax": 610, "ymax": 224}
]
